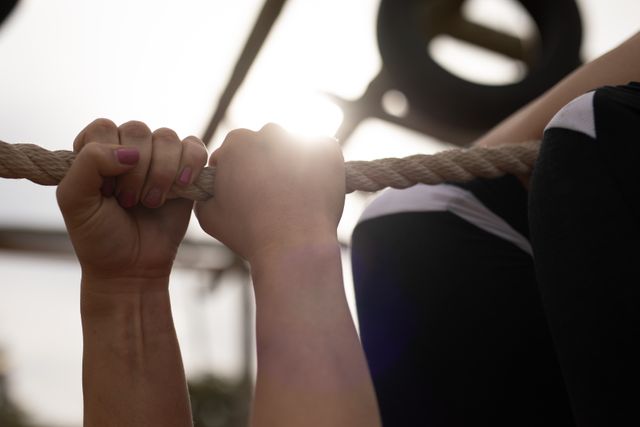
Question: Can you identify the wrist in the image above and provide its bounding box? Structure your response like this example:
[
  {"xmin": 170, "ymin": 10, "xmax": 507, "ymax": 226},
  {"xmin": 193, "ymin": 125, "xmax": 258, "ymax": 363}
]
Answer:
[
  {"xmin": 80, "ymin": 282, "xmax": 177, "ymax": 363},
  {"xmin": 78, "ymin": 261, "xmax": 174, "ymax": 290},
  {"xmin": 80, "ymin": 276, "xmax": 190, "ymax": 426},
  {"xmin": 80, "ymin": 275, "xmax": 171, "ymax": 319},
  {"xmin": 249, "ymin": 235, "xmax": 342, "ymax": 286},
  {"xmin": 247, "ymin": 221, "xmax": 339, "ymax": 261},
  {"xmin": 81, "ymin": 272, "xmax": 170, "ymax": 292}
]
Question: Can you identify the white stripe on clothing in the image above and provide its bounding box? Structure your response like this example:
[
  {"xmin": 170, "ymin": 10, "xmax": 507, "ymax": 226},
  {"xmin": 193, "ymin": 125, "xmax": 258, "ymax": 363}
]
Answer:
[
  {"xmin": 358, "ymin": 184, "xmax": 533, "ymax": 256},
  {"xmin": 545, "ymin": 91, "xmax": 596, "ymax": 138}
]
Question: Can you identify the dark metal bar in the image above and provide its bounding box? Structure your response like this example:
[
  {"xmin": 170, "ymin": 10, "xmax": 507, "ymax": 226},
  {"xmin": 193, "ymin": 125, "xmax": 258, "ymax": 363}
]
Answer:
[
  {"xmin": 0, "ymin": 227, "xmax": 237, "ymax": 271},
  {"xmin": 201, "ymin": 0, "xmax": 289, "ymax": 147},
  {"xmin": 447, "ymin": 18, "xmax": 528, "ymax": 62}
]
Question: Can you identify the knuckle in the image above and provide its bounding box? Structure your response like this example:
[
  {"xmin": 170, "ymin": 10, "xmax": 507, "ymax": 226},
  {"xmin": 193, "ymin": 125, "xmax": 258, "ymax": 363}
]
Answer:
[
  {"xmin": 195, "ymin": 147, "xmax": 208, "ymax": 166},
  {"xmin": 183, "ymin": 135, "xmax": 205, "ymax": 147},
  {"xmin": 184, "ymin": 138, "xmax": 208, "ymax": 165},
  {"xmin": 89, "ymin": 118, "xmax": 117, "ymax": 133},
  {"xmin": 119, "ymin": 120, "xmax": 151, "ymax": 139},
  {"xmin": 187, "ymin": 148, "xmax": 208, "ymax": 167},
  {"xmin": 224, "ymin": 128, "xmax": 255, "ymax": 144},
  {"xmin": 153, "ymin": 127, "xmax": 179, "ymax": 142},
  {"xmin": 77, "ymin": 141, "xmax": 103, "ymax": 159},
  {"xmin": 74, "ymin": 118, "xmax": 117, "ymax": 151},
  {"xmin": 259, "ymin": 122, "xmax": 284, "ymax": 134}
]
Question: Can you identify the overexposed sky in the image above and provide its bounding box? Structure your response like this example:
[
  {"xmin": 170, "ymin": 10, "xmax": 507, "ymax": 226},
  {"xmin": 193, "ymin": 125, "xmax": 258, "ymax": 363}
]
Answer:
[{"xmin": 1, "ymin": 0, "xmax": 639, "ymax": 425}]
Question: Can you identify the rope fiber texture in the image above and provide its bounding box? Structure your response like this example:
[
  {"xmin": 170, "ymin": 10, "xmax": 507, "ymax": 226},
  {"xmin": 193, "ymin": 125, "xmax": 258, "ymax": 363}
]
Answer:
[{"xmin": 0, "ymin": 139, "xmax": 540, "ymax": 200}]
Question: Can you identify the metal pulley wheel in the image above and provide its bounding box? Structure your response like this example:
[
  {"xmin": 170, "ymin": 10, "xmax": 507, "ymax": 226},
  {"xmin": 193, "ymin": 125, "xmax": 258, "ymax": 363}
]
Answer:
[{"xmin": 377, "ymin": 0, "xmax": 583, "ymax": 133}]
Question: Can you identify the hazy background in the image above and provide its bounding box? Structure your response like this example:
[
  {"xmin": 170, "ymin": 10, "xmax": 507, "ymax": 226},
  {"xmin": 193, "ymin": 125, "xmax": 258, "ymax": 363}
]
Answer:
[{"xmin": 0, "ymin": 0, "xmax": 638, "ymax": 425}]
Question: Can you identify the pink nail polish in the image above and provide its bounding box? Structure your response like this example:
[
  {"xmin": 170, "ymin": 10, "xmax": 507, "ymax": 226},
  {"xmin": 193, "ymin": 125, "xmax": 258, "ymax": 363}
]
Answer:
[
  {"xmin": 118, "ymin": 190, "xmax": 136, "ymax": 208},
  {"xmin": 144, "ymin": 187, "xmax": 162, "ymax": 208},
  {"xmin": 179, "ymin": 167, "xmax": 192, "ymax": 185},
  {"xmin": 115, "ymin": 148, "xmax": 139, "ymax": 165}
]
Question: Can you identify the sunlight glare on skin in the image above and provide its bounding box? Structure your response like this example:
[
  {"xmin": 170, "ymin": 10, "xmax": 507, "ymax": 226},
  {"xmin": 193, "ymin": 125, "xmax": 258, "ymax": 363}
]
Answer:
[
  {"xmin": 270, "ymin": 93, "xmax": 344, "ymax": 142},
  {"xmin": 228, "ymin": 70, "xmax": 346, "ymax": 144}
]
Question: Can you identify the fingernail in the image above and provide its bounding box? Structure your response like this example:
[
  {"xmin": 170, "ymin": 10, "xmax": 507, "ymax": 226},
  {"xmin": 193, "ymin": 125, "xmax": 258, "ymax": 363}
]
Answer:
[
  {"xmin": 118, "ymin": 190, "xmax": 136, "ymax": 208},
  {"xmin": 115, "ymin": 148, "xmax": 139, "ymax": 165},
  {"xmin": 144, "ymin": 187, "xmax": 162, "ymax": 208},
  {"xmin": 100, "ymin": 177, "xmax": 115, "ymax": 197},
  {"xmin": 179, "ymin": 167, "xmax": 192, "ymax": 185}
]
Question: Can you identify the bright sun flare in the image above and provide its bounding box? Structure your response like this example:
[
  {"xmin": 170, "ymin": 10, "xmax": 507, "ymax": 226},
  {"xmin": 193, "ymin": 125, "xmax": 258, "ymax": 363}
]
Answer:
[{"xmin": 270, "ymin": 93, "xmax": 344, "ymax": 142}]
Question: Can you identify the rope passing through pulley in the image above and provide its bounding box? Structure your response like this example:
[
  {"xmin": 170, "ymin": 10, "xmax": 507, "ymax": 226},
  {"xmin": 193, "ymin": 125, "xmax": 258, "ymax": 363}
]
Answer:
[{"xmin": 0, "ymin": 139, "xmax": 540, "ymax": 200}]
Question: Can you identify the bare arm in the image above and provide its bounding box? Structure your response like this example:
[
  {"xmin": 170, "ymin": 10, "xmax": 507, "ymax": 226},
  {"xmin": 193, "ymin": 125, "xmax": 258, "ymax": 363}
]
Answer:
[
  {"xmin": 249, "ymin": 242, "xmax": 380, "ymax": 427},
  {"xmin": 195, "ymin": 124, "xmax": 382, "ymax": 427},
  {"xmin": 57, "ymin": 119, "xmax": 208, "ymax": 427},
  {"xmin": 474, "ymin": 31, "xmax": 640, "ymax": 147},
  {"xmin": 80, "ymin": 281, "xmax": 192, "ymax": 427}
]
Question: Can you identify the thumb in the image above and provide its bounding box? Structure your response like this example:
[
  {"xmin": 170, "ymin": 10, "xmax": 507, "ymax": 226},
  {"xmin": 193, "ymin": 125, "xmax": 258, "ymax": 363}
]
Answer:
[
  {"xmin": 194, "ymin": 197, "xmax": 225, "ymax": 239},
  {"xmin": 57, "ymin": 142, "xmax": 139, "ymax": 222}
]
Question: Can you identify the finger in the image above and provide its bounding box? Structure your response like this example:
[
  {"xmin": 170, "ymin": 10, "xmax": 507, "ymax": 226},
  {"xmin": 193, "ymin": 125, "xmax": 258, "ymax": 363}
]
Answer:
[
  {"xmin": 73, "ymin": 118, "xmax": 119, "ymax": 153},
  {"xmin": 208, "ymin": 147, "xmax": 222, "ymax": 167},
  {"xmin": 209, "ymin": 128, "xmax": 257, "ymax": 166},
  {"xmin": 141, "ymin": 128, "xmax": 182, "ymax": 208},
  {"xmin": 258, "ymin": 122, "xmax": 292, "ymax": 146},
  {"xmin": 74, "ymin": 118, "xmax": 121, "ymax": 197},
  {"xmin": 176, "ymin": 135, "xmax": 208, "ymax": 187},
  {"xmin": 194, "ymin": 197, "xmax": 223, "ymax": 236},
  {"xmin": 57, "ymin": 143, "xmax": 139, "ymax": 224},
  {"xmin": 116, "ymin": 120, "xmax": 153, "ymax": 208}
]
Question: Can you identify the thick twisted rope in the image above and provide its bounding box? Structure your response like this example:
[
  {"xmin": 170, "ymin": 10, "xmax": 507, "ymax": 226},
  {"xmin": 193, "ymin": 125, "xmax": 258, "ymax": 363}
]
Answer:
[{"xmin": 0, "ymin": 139, "xmax": 540, "ymax": 200}]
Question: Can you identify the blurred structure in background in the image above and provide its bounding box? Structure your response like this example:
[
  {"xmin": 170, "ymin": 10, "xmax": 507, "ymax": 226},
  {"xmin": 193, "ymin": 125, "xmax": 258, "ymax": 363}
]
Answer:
[
  {"xmin": 368, "ymin": 0, "xmax": 582, "ymax": 143},
  {"xmin": 188, "ymin": 374, "xmax": 251, "ymax": 427},
  {"xmin": 0, "ymin": 0, "xmax": 638, "ymax": 426},
  {"xmin": 0, "ymin": 346, "xmax": 30, "ymax": 427},
  {"xmin": 0, "ymin": 0, "xmax": 19, "ymax": 27},
  {"xmin": 206, "ymin": 0, "xmax": 583, "ymax": 147},
  {"xmin": 0, "ymin": 227, "xmax": 252, "ymax": 427}
]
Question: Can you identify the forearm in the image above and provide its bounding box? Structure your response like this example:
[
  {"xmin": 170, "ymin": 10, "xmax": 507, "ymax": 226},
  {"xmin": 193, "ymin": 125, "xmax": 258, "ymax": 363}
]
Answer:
[
  {"xmin": 249, "ymin": 240, "xmax": 381, "ymax": 427},
  {"xmin": 475, "ymin": 31, "xmax": 640, "ymax": 147},
  {"xmin": 81, "ymin": 277, "xmax": 192, "ymax": 427}
]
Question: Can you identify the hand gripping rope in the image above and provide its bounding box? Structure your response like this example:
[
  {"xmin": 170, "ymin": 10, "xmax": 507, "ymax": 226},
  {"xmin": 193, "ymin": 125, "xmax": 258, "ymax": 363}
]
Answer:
[{"xmin": 0, "ymin": 139, "xmax": 540, "ymax": 200}]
